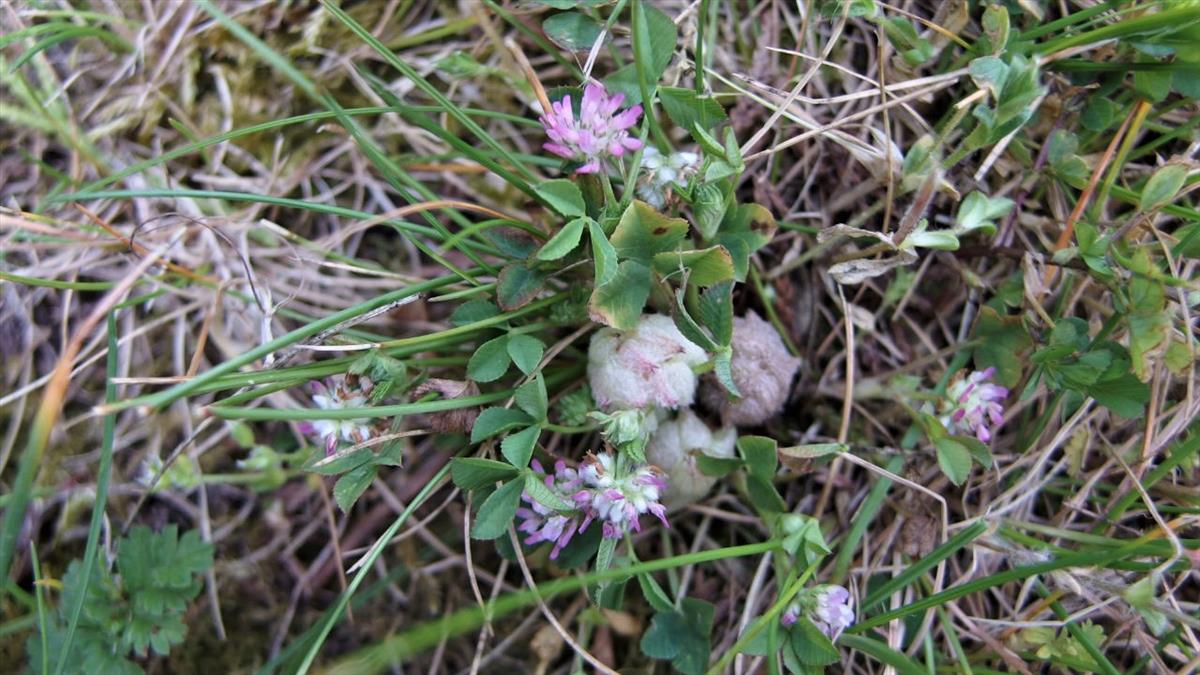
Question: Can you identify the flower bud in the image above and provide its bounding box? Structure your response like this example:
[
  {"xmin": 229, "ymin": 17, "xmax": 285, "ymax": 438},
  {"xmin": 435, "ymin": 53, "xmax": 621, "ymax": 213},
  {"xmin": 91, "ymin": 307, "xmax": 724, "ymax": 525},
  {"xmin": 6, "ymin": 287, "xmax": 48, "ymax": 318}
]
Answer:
[{"xmin": 590, "ymin": 408, "xmax": 661, "ymax": 460}]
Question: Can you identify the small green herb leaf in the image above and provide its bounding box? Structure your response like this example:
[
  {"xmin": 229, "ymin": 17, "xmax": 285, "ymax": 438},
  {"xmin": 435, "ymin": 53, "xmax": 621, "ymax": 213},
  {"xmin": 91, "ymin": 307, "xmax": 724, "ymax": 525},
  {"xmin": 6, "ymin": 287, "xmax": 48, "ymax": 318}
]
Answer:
[
  {"xmin": 514, "ymin": 374, "xmax": 549, "ymax": 421},
  {"xmin": 468, "ymin": 335, "xmax": 511, "ymax": 383},
  {"xmin": 501, "ymin": 426, "xmax": 540, "ymax": 468},
  {"xmin": 451, "ymin": 457, "xmax": 520, "ymax": 490},
  {"xmin": 333, "ymin": 464, "xmax": 377, "ymax": 512},
  {"xmin": 471, "ymin": 407, "xmax": 534, "ymax": 443},
  {"xmin": 537, "ymin": 216, "xmax": 587, "ymax": 260},
  {"xmin": 542, "ymin": 11, "xmax": 604, "ymax": 52},
  {"xmin": 507, "ymin": 334, "xmax": 545, "ymax": 375},
  {"xmin": 535, "ymin": 178, "xmax": 587, "ymax": 217},
  {"xmin": 588, "ymin": 259, "xmax": 653, "ymax": 330},
  {"xmin": 470, "ymin": 478, "xmax": 524, "ymax": 540},
  {"xmin": 935, "ymin": 437, "xmax": 973, "ymax": 486}
]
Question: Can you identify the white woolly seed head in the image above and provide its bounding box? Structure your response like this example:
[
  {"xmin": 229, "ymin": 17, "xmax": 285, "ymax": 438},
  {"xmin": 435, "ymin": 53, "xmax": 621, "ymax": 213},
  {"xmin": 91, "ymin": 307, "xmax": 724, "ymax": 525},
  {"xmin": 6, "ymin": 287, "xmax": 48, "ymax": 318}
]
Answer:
[
  {"xmin": 587, "ymin": 314, "xmax": 707, "ymax": 412},
  {"xmin": 704, "ymin": 311, "xmax": 801, "ymax": 426},
  {"xmin": 645, "ymin": 409, "xmax": 737, "ymax": 509}
]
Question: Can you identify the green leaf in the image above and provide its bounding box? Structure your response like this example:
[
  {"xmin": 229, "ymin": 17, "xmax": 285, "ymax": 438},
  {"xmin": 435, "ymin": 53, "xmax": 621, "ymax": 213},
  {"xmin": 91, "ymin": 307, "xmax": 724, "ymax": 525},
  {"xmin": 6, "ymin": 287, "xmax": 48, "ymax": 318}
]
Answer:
[
  {"xmin": 228, "ymin": 421, "xmax": 255, "ymax": 448},
  {"xmin": 1080, "ymin": 96, "xmax": 1118, "ymax": 132},
  {"xmin": 638, "ymin": 572, "xmax": 675, "ymax": 612},
  {"xmin": 450, "ymin": 457, "xmax": 520, "ymax": 490},
  {"xmin": 506, "ymin": 334, "xmax": 545, "ymax": 375},
  {"xmin": 467, "ymin": 335, "xmax": 511, "ymax": 383},
  {"xmin": 640, "ymin": 599, "xmax": 715, "ymax": 675},
  {"xmin": 640, "ymin": 612, "xmax": 685, "ymax": 660},
  {"xmin": 602, "ymin": 5, "xmax": 676, "ymax": 105},
  {"xmin": 935, "ymin": 437, "xmax": 973, "ymax": 486},
  {"xmin": 470, "ymin": 478, "xmax": 524, "ymax": 540},
  {"xmin": 738, "ymin": 435, "xmax": 778, "ymax": 480},
  {"xmin": 956, "ymin": 191, "xmax": 1013, "ymax": 235},
  {"xmin": 1173, "ymin": 67, "xmax": 1200, "ymax": 97},
  {"xmin": 715, "ymin": 203, "xmax": 778, "ymax": 279},
  {"xmin": 1133, "ymin": 69, "xmax": 1172, "ymax": 102},
  {"xmin": 115, "ymin": 525, "xmax": 212, "ymax": 637},
  {"xmin": 609, "ymin": 200, "xmax": 689, "ymax": 262},
  {"xmin": 304, "ymin": 447, "xmax": 374, "ymax": 475},
  {"xmin": 670, "ymin": 288, "xmax": 719, "ymax": 351},
  {"xmin": 501, "ymin": 426, "xmax": 540, "ymax": 468},
  {"xmin": 713, "ymin": 348, "xmax": 741, "ymax": 397},
  {"xmin": 471, "ymin": 407, "xmax": 534, "ymax": 443},
  {"xmin": 588, "ymin": 218, "xmax": 619, "ymax": 287},
  {"xmin": 699, "ymin": 280, "xmax": 735, "ymax": 346},
  {"xmin": 746, "ymin": 474, "xmax": 787, "ymax": 513},
  {"xmin": 1164, "ymin": 339, "xmax": 1194, "ymax": 375},
  {"xmin": 791, "ymin": 617, "xmax": 840, "ymax": 665},
  {"xmin": 882, "ymin": 17, "xmax": 934, "ymax": 66},
  {"xmin": 695, "ymin": 454, "xmax": 743, "ymax": 477},
  {"xmin": 588, "ymin": 259, "xmax": 653, "ymax": 330},
  {"xmin": 659, "ymin": 86, "xmax": 727, "ymax": 133},
  {"xmin": 1139, "ymin": 163, "xmax": 1188, "ymax": 213},
  {"xmin": 1127, "ymin": 276, "xmax": 1170, "ymax": 381},
  {"xmin": 450, "ymin": 298, "xmax": 500, "ymax": 326},
  {"xmin": 496, "ymin": 264, "xmax": 547, "ymax": 311},
  {"xmin": 514, "ymin": 374, "xmax": 549, "ymax": 421},
  {"xmin": 954, "ymin": 435, "xmax": 992, "ymax": 469},
  {"xmin": 349, "ymin": 351, "xmax": 408, "ymax": 402},
  {"xmin": 652, "ymin": 245, "xmax": 735, "ymax": 286},
  {"xmin": 906, "ymin": 229, "xmax": 960, "ymax": 250},
  {"xmin": 536, "ymin": 216, "xmax": 587, "ymax": 260},
  {"xmin": 1123, "ymin": 574, "xmax": 1157, "ymax": 609},
  {"xmin": 692, "ymin": 182, "xmax": 730, "ymax": 240},
  {"xmin": 981, "ymin": 3, "xmax": 1010, "ymax": 53},
  {"xmin": 484, "ymin": 228, "xmax": 539, "ymax": 259},
  {"xmin": 534, "ymin": 179, "xmax": 587, "ymax": 217},
  {"xmin": 972, "ymin": 306, "xmax": 1032, "ymax": 388},
  {"xmin": 333, "ymin": 464, "xmax": 377, "ymax": 512},
  {"xmin": 970, "ymin": 54, "xmax": 1008, "ymax": 92},
  {"xmin": 523, "ymin": 470, "xmax": 573, "ymax": 510},
  {"xmin": 1086, "ymin": 372, "xmax": 1149, "ymax": 417},
  {"xmin": 542, "ymin": 11, "xmax": 604, "ymax": 52}
]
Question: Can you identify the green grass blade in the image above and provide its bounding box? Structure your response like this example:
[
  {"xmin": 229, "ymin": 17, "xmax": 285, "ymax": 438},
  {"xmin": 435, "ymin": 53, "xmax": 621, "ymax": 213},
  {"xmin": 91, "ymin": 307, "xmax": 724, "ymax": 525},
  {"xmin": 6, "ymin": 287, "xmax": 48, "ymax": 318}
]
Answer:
[
  {"xmin": 102, "ymin": 272, "xmax": 464, "ymax": 413},
  {"xmin": 10, "ymin": 26, "xmax": 131, "ymax": 72},
  {"xmin": 840, "ymin": 634, "xmax": 927, "ymax": 675},
  {"xmin": 322, "ymin": 541, "xmax": 780, "ymax": 674},
  {"xmin": 317, "ymin": 0, "xmax": 544, "ymax": 192},
  {"xmin": 831, "ymin": 455, "xmax": 903, "ymax": 585},
  {"xmin": 861, "ymin": 520, "xmax": 988, "ymax": 610},
  {"xmin": 1036, "ymin": 4, "xmax": 1200, "ymax": 54},
  {"xmin": 852, "ymin": 539, "xmax": 1169, "ymax": 633},
  {"xmin": 54, "ymin": 312, "xmax": 120, "ymax": 674},
  {"xmin": 52, "ymin": 188, "xmax": 503, "ymax": 256},
  {"xmin": 293, "ymin": 458, "xmax": 457, "ymax": 674}
]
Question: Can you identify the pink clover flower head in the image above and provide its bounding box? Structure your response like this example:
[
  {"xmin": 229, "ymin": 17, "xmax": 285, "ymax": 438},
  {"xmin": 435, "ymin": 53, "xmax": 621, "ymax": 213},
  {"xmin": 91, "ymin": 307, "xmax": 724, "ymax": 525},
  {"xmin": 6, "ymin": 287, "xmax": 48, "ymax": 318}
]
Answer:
[
  {"xmin": 780, "ymin": 585, "xmax": 854, "ymax": 641},
  {"xmin": 811, "ymin": 585, "xmax": 855, "ymax": 641},
  {"xmin": 941, "ymin": 367, "xmax": 1009, "ymax": 443},
  {"xmin": 541, "ymin": 83, "xmax": 643, "ymax": 174},
  {"xmin": 578, "ymin": 451, "xmax": 669, "ymax": 539},
  {"xmin": 305, "ymin": 377, "xmax": 373, "ymax": 456},
  {"xmin": 516, "ymin": 459, "xmax": 588, "ymax": 559},
  {"xmin": 517, "ymin": 452, "xmax": 671, "ymax": 559}
]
